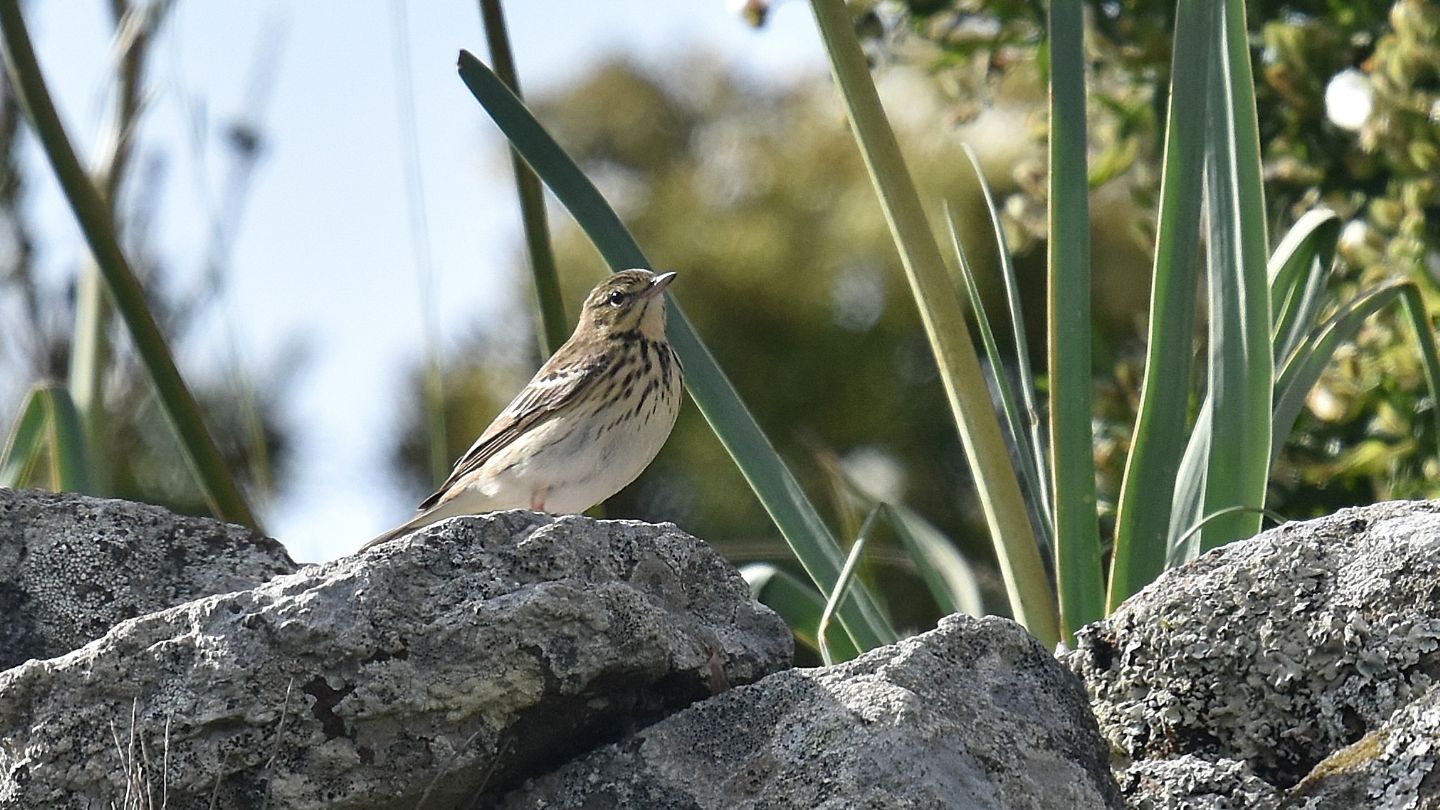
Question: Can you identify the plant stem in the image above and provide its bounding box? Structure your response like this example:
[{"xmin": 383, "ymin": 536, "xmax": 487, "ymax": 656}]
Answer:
[
  {"xmin": 479, "ymin": 0, "xmax": 568, "ymax": 357},
  {"xmin": 807, "ymin": 0, "xmax": 1059, "ymax": 648},
  {"xmin": 1046, "ymin": 0, "xmax": 1104, "ymax": 639},
  {"xmin": 69, "ymin": 0, "xmax": 160, "ymax": 497},
  {"xmin": 0, "ymin": 0, "xmax": 258, "ymax": 527}
]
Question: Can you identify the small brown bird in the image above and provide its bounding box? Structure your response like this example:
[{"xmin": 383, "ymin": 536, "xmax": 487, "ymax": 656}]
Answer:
[{"xmin": 361, "ymin": 269, "xmax": 683, "ymax": 550}]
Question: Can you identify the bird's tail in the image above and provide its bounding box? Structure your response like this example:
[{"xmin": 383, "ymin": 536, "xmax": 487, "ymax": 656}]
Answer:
[{"xmin": 357, "ymin": 499, "xmax": 468, "ymax": 553}]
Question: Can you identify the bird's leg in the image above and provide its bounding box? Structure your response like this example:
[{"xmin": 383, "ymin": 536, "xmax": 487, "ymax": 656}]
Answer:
[
  {"xmin": 704, "ymin": 642, "xmax": 730, "ymax": 694},
  {"xmin": 530, "ymin": 489, "xmax": 548, "ymax": 513}
]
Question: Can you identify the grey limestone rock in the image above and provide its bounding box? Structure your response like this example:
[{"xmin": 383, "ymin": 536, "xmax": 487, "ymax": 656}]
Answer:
[
  {"xmin": 498, "ymin": 613, "xmax": 1123, "ymax": 810},
  {"xmin": 1116, "ymin": 756, "xmax": 1283, "ymax": 810},
  {"xmin": 0, "ymin": 511, "xmax": 792, "ymax": 809},
  {"xmin": 1065, "ymin": 500, "xmax": 1440, "ymax": 804},
  {"xmin": 0, "ymin": 487, "xmax": 296, "ymax": 669},
  {"xmin": 1290, "ymin": 680, "xmax": 1440, "ymax": 808}
]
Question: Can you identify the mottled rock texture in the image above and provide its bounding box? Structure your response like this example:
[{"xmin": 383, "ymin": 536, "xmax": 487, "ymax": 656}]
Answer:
[
  {"xmin": 1116, "ymin": 757, "xmax": 1283, "ymax": 810},
  {"xmin": 1291, "ymin": 680, "xmax": 1440, "ymax": 808},
  {"xmin": 1066, "ymin": 501, "xmax": 1440, "ymax": 807},
  {"xmin": 0, "ymin": 488, "xmax": 296, "ymax": 669},
  {"xmin": 17, "ymin": 488, "xmax": 1437, "ymax": 810},
  {"xmin": 499, "ymin": 614, "xmax": 1123, "ymax": 810},
  {"xmin": 0, "ymin": 510, "xmax": 792, "ymax": 809}
]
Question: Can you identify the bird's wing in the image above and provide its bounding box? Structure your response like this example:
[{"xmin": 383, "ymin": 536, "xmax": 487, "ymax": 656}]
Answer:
[{"xmin": 417, "ymin": 349, "xmax": 613, "ymax": 510}]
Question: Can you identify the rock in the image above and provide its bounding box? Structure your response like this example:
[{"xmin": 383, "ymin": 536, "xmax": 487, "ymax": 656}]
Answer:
[
  {"xmin": 498, "ymin": 613, "xmax": 1123, "ymax": 810},
  {"xmin": 1116, "ymin": 756, "xmax": 1283, "ymax": 810},
  {"xmin": 1290, "ymin": 680, "xmax": 1440, "ymax": 808},
  {"xmin": 0, "ymin": 511, "xmax": 792, "ymax": 809},
  {"xmin": 1065, "ymin": 501, "xmax": 1440, "ymax": 801},
  {"xmin": 0, "ymin": 488, "xmax": 296, "ymax": 669}
]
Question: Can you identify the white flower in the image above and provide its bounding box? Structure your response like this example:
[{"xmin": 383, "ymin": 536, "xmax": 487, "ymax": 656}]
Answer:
[
  {"xmin": 1325, "ymin": 69, "xmax": 1373, "ymax": 132},
  {"xmin": 1338, "ymin": 219, "xmax": 1372, "ymax": 253}
]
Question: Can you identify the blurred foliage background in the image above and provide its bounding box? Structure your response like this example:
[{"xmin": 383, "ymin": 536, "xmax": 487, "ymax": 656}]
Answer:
[
  {"xmin": 869, "ymin": 0, "xmax": 1440, "ymax": 517},
  {"xmin": 395, "ymin": 0, "xmax": 1440, "ymax": 621},
  {"xmin": 871, "ymin": 0, "xmax": 1440, "ymax": 519},
  {"xmin": 0, "ymin": 3, "xmax": 295, "ymax": 519}
]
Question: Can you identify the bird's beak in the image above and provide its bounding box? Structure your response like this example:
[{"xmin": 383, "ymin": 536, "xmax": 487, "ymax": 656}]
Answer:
[{"xmin": 643, "ymin": 271, "xmax": 677, "ymax": 298}]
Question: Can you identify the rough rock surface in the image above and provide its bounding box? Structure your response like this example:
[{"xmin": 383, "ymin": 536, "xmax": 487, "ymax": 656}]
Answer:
[
  {"xmin": 1116, "ymin": 757, "xmax": 1283, "ymax": 810},
  {"xmin": 0, "ymin": 511, "xmax": 792, "ymax": 809},
  {"xmin": 1065, "ymin": 501, "xmax": 1440, "ymax": 803},
  {"xmin": 1290, "ymin": 680, "xmax": 1440, "ymax": 808},
  {"xmin": 0, "ymin": 488, "xmax": 296, "ymax": 669},
  {"xmin": 498, "ymin": 614, "xmax": 1123, "ymax": 810}
]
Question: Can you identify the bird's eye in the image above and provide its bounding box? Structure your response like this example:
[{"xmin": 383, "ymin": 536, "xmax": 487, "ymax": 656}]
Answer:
[{"xmin": 607, "ymin": 290, "xmax": 626, "ymax": 306}]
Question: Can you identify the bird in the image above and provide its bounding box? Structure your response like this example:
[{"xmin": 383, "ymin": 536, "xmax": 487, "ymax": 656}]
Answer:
[{"xmin": 360, "ymin": 269, "xmax": 684, "ymax": 551}]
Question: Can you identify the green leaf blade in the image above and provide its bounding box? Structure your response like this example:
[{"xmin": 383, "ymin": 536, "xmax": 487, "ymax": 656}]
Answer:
[
  {"xmin": 742, "ymin": 563, "xmax": 857, "ymax": 659},
  {"xmin": 804, "ymin": 0, "xmax": 1059, "ymax": 648},
  {"xmin": 1, "ymin": 386, "xmax": 48, "ymax": 488},
  {"xmin": 1108, "ymin": 0, "xmax": 1213, "ymax": 611},
  {"xmin": 1, "ymin": 383, "xmax": 92, "ymax": 493},
  {"xmin": 1198, "ymin": 0, "xmax": 1273, "ymax": 552},
  {"xmin": 477, "ymin": 0, "xmax": 567, "ymax": 357},
  {"xmin": 1273, "ymin": 282, "xmax": 1408, "ymax": 449},
  {"xmin": 1269, "ymin": 210, "xmax": 1340, "ymax": 365},
  {"xmin": 0, "ymin": 1, "xmax": 255, "ymax": 527},
  {"xmin": 945, "ymin": 204, "xmax": 1051, "ymax": 548},
  {"xmin": 1046, "ymin": 0, "xmax": 1103, "ymax": 637},
  {"xmin": 884, "ymin": 504, "xmax": 984, "ymax": 618}
]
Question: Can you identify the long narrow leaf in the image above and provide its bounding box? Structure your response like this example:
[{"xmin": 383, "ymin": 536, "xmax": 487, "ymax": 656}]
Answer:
[
  {"xmin": 1108, "ymin": 0, "xmax": 1214, "ymax": 610},
  {"xmin": 1174, "ymin": 504, "xmax": 1286, "ymax": 553},
  {"xmin": 68, "ymin": 270, "xmax": 110, "ymax": 492},
  {"xmin": 1166, "ymin": 396, "xmax": 1212, "ymax": 566},
  {"xmin": 811, "ymin": 446, "xmax": 985, "ymax": 622},
  {"xmin": 945, "ymin": 207, "xmax": 1051, "ymax": 547},
  {"xmin": 1172, "ymin": 212, "xmax": 1340, "ymax": 567},
  {"xmin": 1273, "ymin": 281, "xmax": 1409, "ymax": 450},
  {"xmin": 1399, "ymin": 287, "xmax": 1440, "ymax": 469},
  {"xmin": 1046, "ymin": 0, "xmax": 1103, "ymax": 638},
  {"xmin": 959, "ymin": 152, "xmax": 1054, "ymax": 535},
  {"xmin": 68, "ymin": 2, "xmax": 165, "ymax": 499},
  {"xmin": 963, "ymin": 145, "xmax": 1052, "ymax": 526},
  {"xmin": 818, "ymin": 507, "xmax": 880, "ymax": 666},
  {"xmin": 1269, "ymin": 210, "xmax": 1340, "ymax": 365},
  {"xmin": 806, "ymin": 0, "xmax": 1059, "ymax": 648},
  {"xmin": 457, "ymin": 50, "xmax": 897, "ymax": 653},
  {"xmin": 1174, "ymin": 256, "xmax": 1431, "ymax": 569},
  {"xmin": 477, "ymin": 0, "xmax": 567, "ymax": 356},
  {"xmin": 741, "ymin": 563, "xmax": 853, "ymax": 658},
  {"xmin": 1198, "ymin": 0, "xmax": 1273, "ymax": 552},
  {"xmin": 41, "ymin": 386, "xmax": 90, "ymax": 493},
  {"xmin": 0, "ymin": 1, "xmax": 257, "ymax": 527},
  {"xmin": 0, "ymin": 383, "xmax": 91, "ymax": 493},
  {"xmin": 883, "ymin": 503, "xmax": 984, "ymax": 618},
  {"xmin": 0, "ymin": 387, "xmax": 47, "ymax": 487}
]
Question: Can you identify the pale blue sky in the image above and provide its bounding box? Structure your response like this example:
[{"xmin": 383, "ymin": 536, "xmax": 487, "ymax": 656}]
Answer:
[{"xmin": 18, "ymin": 1, "xmax": 827, "ymax": 560}]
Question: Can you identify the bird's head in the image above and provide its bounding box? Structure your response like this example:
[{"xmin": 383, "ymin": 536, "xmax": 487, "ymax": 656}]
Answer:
[{"xmin": 577, "ymin": 269, "xmax": 676, "ymax": 341}]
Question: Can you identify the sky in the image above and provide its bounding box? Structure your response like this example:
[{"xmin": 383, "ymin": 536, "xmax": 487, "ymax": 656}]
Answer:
[{"xmin": 19, "ymin": 1, "xmax": 829, "ymax": 561}]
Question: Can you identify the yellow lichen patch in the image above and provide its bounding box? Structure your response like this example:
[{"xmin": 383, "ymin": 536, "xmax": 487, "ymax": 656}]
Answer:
[
  {"xmin": 1296, "ymin": 726, "xmax": 1389, "ymax": 784},
  {"xmin": 428, "ymin": 656, "xmax": 546, "ymax": 728}
]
